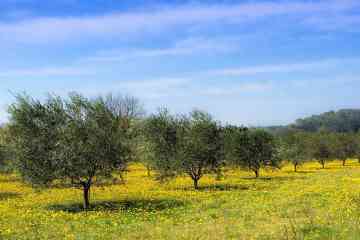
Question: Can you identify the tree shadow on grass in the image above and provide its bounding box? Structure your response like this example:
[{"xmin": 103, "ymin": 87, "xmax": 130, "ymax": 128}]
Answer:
[
  {"xmin": 295, "ymin": 170, "xmax": 316, "ymax": 174},
  {"xmin": 51, "ymin": 178, "xmax": 125, "ymax": 189},
  {"xmin": 0, "ymin": 192, "xmax": 20, "ymax": 201},
  {"xmin": 0, "ymin": 176, "xmax": 20, "ymax": 183},
  {"xmin": 283, "ymin": 170, "xmax": 315, "ymax": 174},
  {"xmin": 172, "ymin": 183, "xmax": 251, "ymax": 192},
  {"xmin": 47, "ymin": 198, "xmax": 187, "ymax": 213},
  {"xmin": 240, "ymin": 176, "xmax": 306, "ymax": 181}
]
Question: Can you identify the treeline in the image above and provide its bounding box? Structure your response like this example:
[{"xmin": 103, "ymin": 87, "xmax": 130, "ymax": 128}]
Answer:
[
  {"xmin": 0, "ymin": 93, "xmax": 360, "ymax": 209},
  {"xmin": 275, "ymin": 109, "xmax": 360, "ymax": 133},
  {"xmin": 279, "ymin": 130, "xmax": 360, "ymax": 171}
]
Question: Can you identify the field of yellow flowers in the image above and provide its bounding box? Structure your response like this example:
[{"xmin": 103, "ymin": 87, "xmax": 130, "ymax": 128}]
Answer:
[{"xmin": 1, "ymin": 160, "xmax": 360, "ymax": 239}]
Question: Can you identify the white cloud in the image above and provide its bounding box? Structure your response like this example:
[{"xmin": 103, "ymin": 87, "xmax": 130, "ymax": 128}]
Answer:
[
  {"xmin": 121, "ymin": 78, "xmax": 190, "ymax": 99},
  {"xmin": 0, "ymin": 66, "xmax": 93, "ymax": 77},
  {"xmin": 84, "ymin": 37, "xmax": 240, "ymax": 62},
  {"xmin": 208, "ymin": 58, "xmax": 360, "ymax": 76},
  {"xmin": 73, "ymin": 78, "xmax": 191, "ymax": 100},
  {"xmin": 202, "ymin": 82, "xmax": 273, "ymax": 97},
  {"xmin": 1, "ymin": 57, "xmax": 357, "ymax": 81},
  {"xmin": 0, "ymin": 0, "xmax": 358, "ymax": 44}
]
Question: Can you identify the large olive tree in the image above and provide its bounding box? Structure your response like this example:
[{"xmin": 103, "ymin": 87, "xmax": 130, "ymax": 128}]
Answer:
[
  {"xmin": 8, "ymin": 93, "xmax": 133, "ymax": 209},
  {"xmin": 9, "ymin": 95, "xmax": 67, "ymax": 185}
]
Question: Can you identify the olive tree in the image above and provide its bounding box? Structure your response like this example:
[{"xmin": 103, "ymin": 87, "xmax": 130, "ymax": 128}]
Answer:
[
  {"xmin": 143, "ymin": 108, "xmax": 179, "ymax": 181},
  {"xmin": 177, "ymin": 110, "xmax": 224, "ymax": 189},
  {"xmin": 103, "ymin": 94, "xmax": 145, "ymax": 181},
  {"xmin": 9, "ymin": 95, "xmax": 67, "ymax": 185},
  {"xmin": 357, "ymin": 132, "xmax": 360, "ymax": 163},
  {"xmin": 228, "ymin": 128, "xmax": 280, "ymax": 178},
  {"xmin": 0, "ymin": 127, "xmax": 5, "ymax": 168},
  {"xmin": 144, "ymin": 110, "xmax": 224, "ymax": 189},
  {"xmin": 311, "ymin": 132, "xmax": 334, "ymax": 169},
  {"xmin": 8, "ymin": 93, "xmax": 132, "ymax": 209},
  {"xmin": 0, "ymin": 141, "xmax": 5, "ymax": 170},
  {"xmin": 224, "ymin": 125, "xmax": 248, "ymax": 162},
  {"xmin": 333, "ymin": 133, "xmax": 358, "ymax": 166},
  {"xmin": 0, "ymin": 126, "xmax": 10, "ymax": 171},
  {"xmin": 279, "ymin": 131, "xmax": 311, "ymax": 172}
]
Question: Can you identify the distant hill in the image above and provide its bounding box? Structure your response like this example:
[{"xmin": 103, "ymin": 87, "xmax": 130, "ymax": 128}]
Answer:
[
  {"xmin": 292, "ymin": 109, "xmax": 360, "ymax": 133},
  {"xmin": 265, "ymin": 109, "xmax": 360, "ymax": 134}
]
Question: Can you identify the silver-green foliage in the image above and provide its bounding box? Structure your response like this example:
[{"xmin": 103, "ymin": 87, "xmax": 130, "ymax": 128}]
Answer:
[{"xmin": 8, "ymin": 93, "xmax": 134, "ymax": 209}]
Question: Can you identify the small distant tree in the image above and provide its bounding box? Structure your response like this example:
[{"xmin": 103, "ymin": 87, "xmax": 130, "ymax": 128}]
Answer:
[
  {"xmin": 0, "ymin": 127, "xmax": 6, "ymax": 169},
  {"xmin": 8, "ymin": 93, "xmax": 131, "ymax": 209},
  {"xmin": 357, "ymin": 132, "xmax": 360, "ymax": 163},
  {"xmin": 0, "ymin": 125, "xmax": 17, "ymax": 172},
  {"xmin": 144, "ymin": 110, "xmax": 224, "ymax": 189},
  {"xmin": 177, "ymin": 110, "xmax": 224, "ymax": 189},
  {"xmin": 137, "ymin": 140, "xmax": 155, "ymax": 177},
  {"xmin": 224, "ymin": 125, "xmax": 248, "ymax": 163},
  {"xmin": 0, "ymin": 143, "xmax": 5, "ymax": 170},
  {"xmin": 279, "ymin": 131, "xmax": 311, "ymax": 172},
  {"xmin": 229, "ymin": 128, "xmax": 280, "ymax": 178},
  {"xmin": 311, "ymin": 132, "xmax": 333, "ymax": 169},
  {"xmin": 143, "ymin": 108, "xmax": 179, "ymax": 181},
  {"xmin": 333, "ymin": 133, "xmax": 358, "ymax": 166}
]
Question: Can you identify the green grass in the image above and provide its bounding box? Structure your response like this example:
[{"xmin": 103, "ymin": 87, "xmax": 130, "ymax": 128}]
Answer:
[{"xmin": 1, "ymin": 160, "xmax": 360, "ymax": 239}]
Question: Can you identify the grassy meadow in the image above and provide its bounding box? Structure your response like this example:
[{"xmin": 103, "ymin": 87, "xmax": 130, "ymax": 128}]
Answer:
[{"xmin": 1, "ymin": 161, "xmax": 360, "ymax": 239}]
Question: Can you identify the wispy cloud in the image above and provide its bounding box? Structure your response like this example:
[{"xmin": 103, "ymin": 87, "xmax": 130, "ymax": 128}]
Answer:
[
  {"xmin": 85, "ymin": 37, "xmax": 240, "ymax": 62},
  {"xmin": 201, "ymin": 82, "xmax": 273, "ymax": 97},
  {"xmin": 121, "ymin": 78, "xmax": 190, "ymax": 99},
  {"xmin": 0, "ymin": 0, "xmax": 358, "ymax": 44},
  {"xmin": 208, "ymin": 58, "xmax": 360, "ymax": 76},
  {"xmin": 2, "ymin": 57, "xmax": 356, "ymax": 80},
  {"xmin": 0, "ymin": 66, "xmax": 93, "ymax": 77}
]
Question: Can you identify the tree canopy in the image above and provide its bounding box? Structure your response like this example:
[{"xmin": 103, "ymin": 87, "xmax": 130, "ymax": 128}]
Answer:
[
  {"xmin": 143, "ymin": 108, "xmax": 179, "ymax": 181},
  {"xmin": 226, "ymin": 128, "xmax": 281, "ymax": 178},
  {"xmin": 278, "ymin": 130, "xmax": 312, "ymax": 172},
  {"xmin": 177, "ymin": 110, "xmax": 224, "ymax": 189},
  {"xmin": 292, "ymin": 109, "xmax": 360, "ymax": 133},
  {"xmin": 8, "ymin": 93, "xmax": 137, "ymax": 209},
  {"xmin": 144, "ymin": 109, "xmax": 224, "ymax": 189}
]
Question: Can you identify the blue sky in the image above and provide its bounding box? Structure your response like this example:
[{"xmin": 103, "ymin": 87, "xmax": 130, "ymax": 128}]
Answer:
[{"xmin": 0, "ymin": 0, "xmax": 359, "ymax": 126}]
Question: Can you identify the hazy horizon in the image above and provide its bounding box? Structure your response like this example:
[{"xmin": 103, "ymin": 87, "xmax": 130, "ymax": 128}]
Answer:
[{"xmin": 1, "ymin": 0, "xmax": 359, "ymax": 126}]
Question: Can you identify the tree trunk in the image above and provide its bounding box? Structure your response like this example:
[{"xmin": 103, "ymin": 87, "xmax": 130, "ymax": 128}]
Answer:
[
  {"xmin": 82, "ymin": 183, "xmax": 91, "ymax": 210},
  {"xmin": 119, "ymin": 172, "xmax": 125, "ymax": 184},
  {"xmin": 254, "ymin": 169, "xmax": 259, "ymax": 178},
  {"xmin": 146, "ymin": 166, "xmax": 151, "ymax": 177},
  {"xmin": 294, "ymin": 163, "xmax": 298, "ymax": 172},
  {"xmin": 215, "ymin": 169, "xmax": 223, "ymax": 181},
  {"xmin": 193, "ymin": 178, "xmax": 199, "ymax": 190},
  {"xmin": 321, "ymin": 160, "xmax": 325, "ymax": 169},
  {"xmin": 342, "ymin": 159, "xmax": 346, "ymax": 166}
]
